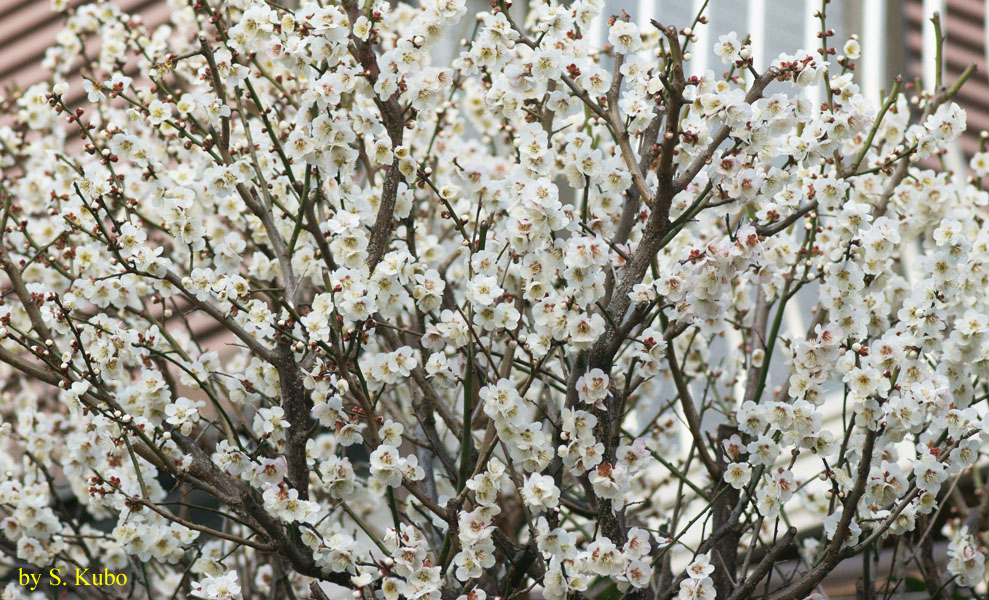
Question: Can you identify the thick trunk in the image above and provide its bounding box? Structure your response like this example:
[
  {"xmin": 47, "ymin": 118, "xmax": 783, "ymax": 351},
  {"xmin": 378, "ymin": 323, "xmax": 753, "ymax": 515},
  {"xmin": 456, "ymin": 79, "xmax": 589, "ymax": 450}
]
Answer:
[{"xmin": 712, "ymin": 424, "xmax": 741, "ymax": 600}]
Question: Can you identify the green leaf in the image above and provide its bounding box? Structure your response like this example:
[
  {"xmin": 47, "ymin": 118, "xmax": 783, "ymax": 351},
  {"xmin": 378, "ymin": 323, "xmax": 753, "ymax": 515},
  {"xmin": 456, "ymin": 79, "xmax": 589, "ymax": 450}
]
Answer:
[{"xmin": 903, "ymin": 576, "xmax": 926, "ymax": 593}]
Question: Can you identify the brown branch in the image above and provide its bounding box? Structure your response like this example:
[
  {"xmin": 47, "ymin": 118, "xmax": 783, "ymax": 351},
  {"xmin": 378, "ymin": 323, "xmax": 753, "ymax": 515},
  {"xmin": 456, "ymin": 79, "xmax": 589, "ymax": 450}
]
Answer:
[
  {"xmin": 199, "ymin": 36, "xmax": 230, "ymax": 154},
  {"xmin": 166, "ymin": 427, "xmax": 354, "ymax": 587},
  {"xmin": 0, "ymin": 244, "xmax": 55, "ymax": 343},
  {"xmin": 671, "ymin": 68, "xmax": 778, "ymax": 194},
  {"xmin": 712, "ymin": 424, "xmax": 741, "ymax": 599},
  {"xmin": 657, "ymin": 489, "xmax": 752, "ymax": 600},
  {"xmin": 768, "ymin": 428, "xmax": 878, "ymax": 600},
  {"xmin": 0, "ymin": 344, "xmax": 62, "ymax": 387},
  {"xmin": 742, "ymin": 287, "xmax": 770, "ymax": 404},
  {"xmin": 340, "ymin": 0, "xmax": 406, "ymax": 272},
  {"xmin": 161, "ymin": 270, "xmax": 278, "ymax": 363},
  {"xmin": 727, "ymin": 527, "xmax": 797, "ymax": 600},
  {"xmin": 274, "ymin": 336, "xmax": 314, "ymax": 498},
  {"xmin": 876, "ymin": 63, "xmax": 976, "ymax": 215},
  {"xmin": 755, "ymin": 200, "xmax": 816, "ymax": 236},
  {"xmin": 119, "ymin": 490, "xmax": 276, "ymax": 552},
  {"xmin": 666, "ymin": 340, "xmax": 719, "ymax": 479}
]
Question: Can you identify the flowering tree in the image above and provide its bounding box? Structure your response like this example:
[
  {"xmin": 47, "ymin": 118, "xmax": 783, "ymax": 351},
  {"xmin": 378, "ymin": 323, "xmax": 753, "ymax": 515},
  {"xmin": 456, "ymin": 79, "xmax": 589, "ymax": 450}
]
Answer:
[{"xmin": 1, "ymin": 0, "xmax": 989, "ymax": 598}]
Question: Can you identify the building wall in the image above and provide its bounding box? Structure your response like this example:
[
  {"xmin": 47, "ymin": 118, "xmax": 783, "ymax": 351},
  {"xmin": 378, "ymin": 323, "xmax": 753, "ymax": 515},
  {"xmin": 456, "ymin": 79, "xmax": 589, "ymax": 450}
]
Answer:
[
  {"xmin": 905, "ymin": 0, "xmax": 989, "ymax": 156},
  {"xmin": 0, "ymin": 0, "xmax": 172, "ymax": 103}
]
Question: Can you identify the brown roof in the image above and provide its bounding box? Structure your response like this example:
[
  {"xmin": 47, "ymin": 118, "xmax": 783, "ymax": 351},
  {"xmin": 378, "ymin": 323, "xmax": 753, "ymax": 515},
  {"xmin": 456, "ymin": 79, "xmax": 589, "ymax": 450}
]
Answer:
[
  {"xmin": 0, "ymin": 0, "xmax": 170, "ymax": 99},
  {"xmin": 905, "ymin": 0, "xmax": 989, "ymax": 156}
]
